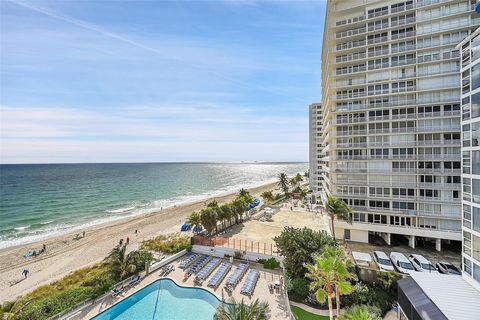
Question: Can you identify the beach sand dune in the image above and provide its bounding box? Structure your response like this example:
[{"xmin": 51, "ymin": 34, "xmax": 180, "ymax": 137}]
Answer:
[{"xmin": 0, "ymin": 182, "xmax": 277, "ymax": 302}]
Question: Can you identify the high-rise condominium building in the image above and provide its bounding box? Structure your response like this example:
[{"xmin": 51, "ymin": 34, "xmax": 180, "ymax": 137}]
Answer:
[
  {"xmin": 458, "ymin": 27, "xmax": 480, "ymax": 290},
  {"xmin": 320, "ymin": 0, "xmax": 480, "ymax": 249},
  {"xmin": 309, "ymin": 103, "xmax": 324, "ymax": 200}
]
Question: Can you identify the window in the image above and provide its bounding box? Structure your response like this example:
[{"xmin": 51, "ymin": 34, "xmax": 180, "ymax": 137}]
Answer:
[
  {"xmin": 344, "ymin": 229, "xmax": 351, "ymax": 240},
  {"xmin": 473, "ymin": 64, "xmax": 480, "ymax": 91},
  {"xmin": 472, "ymin": 92, "xmax": 480, "ymax": 119}
]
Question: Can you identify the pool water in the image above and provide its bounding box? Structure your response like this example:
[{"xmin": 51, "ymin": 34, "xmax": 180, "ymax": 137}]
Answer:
[{"xmin": 92, "ymin": 279, "xmax": 222, "ymax": 320}]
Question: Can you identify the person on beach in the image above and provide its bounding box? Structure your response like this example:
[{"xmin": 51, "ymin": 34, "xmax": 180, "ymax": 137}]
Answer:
[
  {"xmin": 119, "ymin": 238, "xmax": 124, "ymax": 246},
  {"xmin": 42, "ymin": 244, "xmax": 46, "ymax": 252},
  {"xmin": 83, "ymin": 231, "xmax": 86, "ymax": 238},
  {"xmin": 22, "ymin": 269, "xmax": 29, "ymax": 278},
  {"xmin": 135, "ymin": 229, "xmax": 138, "ymax": 236},
  {"xmin": 126, "ymin": 237, "xmax": 130, "ymax": 245}
]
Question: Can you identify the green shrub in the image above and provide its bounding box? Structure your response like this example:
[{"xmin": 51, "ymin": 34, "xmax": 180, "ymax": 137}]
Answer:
[
  {"xmin": 2, "ymin": 301, "xmax": 14, "ymax": 313},
  {"xmin": 274, "ymin": 227, "xmax": 334, "ymax": 277},
  {"xmin": 142, "ymin": 233, "xmax": 191, "ymax": 253},
  {"xmin": 290, "ymin": 278, "xmax": 310, "ymax": 301},
  {"xmin": 341, "ymin": 282, "xmax": 394, "ymax": 315},
  {"xmin": 262, "ymin": 258, "xmax": 280, "ymax": 270}
]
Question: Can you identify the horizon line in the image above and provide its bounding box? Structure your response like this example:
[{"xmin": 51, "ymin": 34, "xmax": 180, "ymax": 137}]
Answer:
[{"xmin": 0, "ymin": 160, "xmax": 309, "ymax": 166}]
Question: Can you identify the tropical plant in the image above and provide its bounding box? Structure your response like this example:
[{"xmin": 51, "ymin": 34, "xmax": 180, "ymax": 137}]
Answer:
[
  {"xmin": 305, "ymin": 253, "xmax": 337, "ymax": 320},
  {"xmin": 260, "ymin": 190, "xmax": 275, "ymax": 204},
  {"xmin": 289, "ymin": 177, "xmax": 298, "ymax": 188},
  {"xmin": 238, "ymin": 188, "xmax": 250, "ymax": 199},
  {"xmin": 274, "ymin": 227, "xmax": 334, "ymax": 277},
  {"xmin": 291, "ymin": 278, "xmax": 310, "ymax": 300},
  {"xmin": 106, "ymin": 245, "xmax": 152, "ymax": 280},
  {"xmin": 207, "ymin": 200, "xmax": 219, "ymax": 208},
  {"xmin": 326, "ymin": 195, "xmax": 352, "ymax": 240},
  {"xmin": 232, "ymin": 197, "xmax": 248, "ymax": 222},
  {"xmin": 200, "ymin": 207, "xmax": 218, "ymax": 235},
  {"xmin": 376, "ymin": 271, "xmax": 401, "ymax": 294},
  {"xmin": 338, "ymin": 305, "xmax": 382, "ymax": 320},
  {"xmin": 295, "ymin": 173, "xmax": 303, "ymax": 183},
  {"xmin": 277, "ymin": 172, "xmax": 290, "ymax": 197},
  {"xmin": 214, "ymin": 299, "xmax": 270, "ymax": 320},
  {"xmin": 187, "ymin": 211, "xmax": 202, "ymax": 231},
  {"xmin": 321, "ymin": 245, "xmax": 356, "ymax": 315}
]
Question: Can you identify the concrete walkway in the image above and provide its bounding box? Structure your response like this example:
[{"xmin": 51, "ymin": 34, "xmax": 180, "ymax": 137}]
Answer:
[{"xmin": 290, "ymin": 301, "xmax": 338, "ymax": 317}]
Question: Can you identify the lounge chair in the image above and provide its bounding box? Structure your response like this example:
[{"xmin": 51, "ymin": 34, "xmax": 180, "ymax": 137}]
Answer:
[
  {"xmin": 111, "ymin": 286, "xmax": 124, "ymax": 297},
  {"xmin": 225, "ymin": 262, "xmax": 249, "ymax": 289},
  {"xmin": 190, "ymin": 255, "xmax": 211, "ymax": 274},
  {"xmin": 208, "ymin": 262, "xmax": 232, "ymax": 288},
  {"xmin": 240, "ymin": 269, "xmax": 260, "ymax": 297},
  {"xmin": 179, "ymin": 253, "xmax": 200, "ymax": 269},
  {"xmin": 195, "ymin": 258, "xmax": 221, "ymax": 284},
  {"xmin": 128, "ymin": 275, "xmax": 141, "ymax": 287}
]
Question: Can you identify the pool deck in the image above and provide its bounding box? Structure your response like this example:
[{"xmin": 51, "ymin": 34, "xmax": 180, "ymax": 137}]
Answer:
[{"xmin": 76, "ymin": 258, "xmax": 291, "ymax": 319}]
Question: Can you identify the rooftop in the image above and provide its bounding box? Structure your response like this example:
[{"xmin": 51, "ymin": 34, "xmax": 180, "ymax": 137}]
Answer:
[{"xmin": 401, "ymin": 272, "xmax": 480, "ymax": 320}]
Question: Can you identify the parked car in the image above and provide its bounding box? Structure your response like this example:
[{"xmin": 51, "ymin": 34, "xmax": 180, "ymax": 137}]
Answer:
[
  {"xmin": 390, "ymin": 252, "xmax": 416, "ymax": 274},
  {"xmin": 373, "ymin": 251, "xmax": 395, "ymax": 271},
  {"xmin": 408, "ymin": 254, "xmax": 438, "ymax": 273},
  {"xmin": 436, "ymin": 261, "xmax": 461, "ymax": 275}
]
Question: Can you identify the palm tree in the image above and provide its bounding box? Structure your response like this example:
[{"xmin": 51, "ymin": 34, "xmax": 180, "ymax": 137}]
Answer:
[
  {"xmin": 232, "ymin": 197, "xmax": 248, "ymax": 222},
  {"xmin": 305, "ymin": 254, "xmax": 337, "ymax": 320},
  {"xmin": 289, "ymin": 177, "xmax": 298, "ymax": 189},
  {"xmin": 326, "ymin": 195, "xmax": 352, "ymax": 240},
  {"xmin": 338, "ymin": 305, "xmax": 381, "ymax": 320},
  {"xmin": 200, "ymin": 207, "xmax": 218, "ymax": 235},
  {"xmin": 261, "ymin": 191, "xmax": 274, "ymax": 204},
  {"xmin": 207, "ymin": 200, "xmax": 219, "ymax": 208},
  {"xmin": 214, "ymin": 299, "xmax": 270, "ymax": 320},
  {"xmin": 277, "ymin": 173, "xmax": 289, "ymax": 197},
  {"xmin": 106, "ymin": 245, "xmax": 137, "ymax": 280},
  {"xmin": 295, "ymin": 173, "xmax": 303, "ymax": 183},
  {"xmin": 187, "ymin": 211, "xmax": 202, "ymax": 232},
  {"xmin": 322, "ymin": 245, "xmax": 356, "ymax": 315},
  {"xmin": 217, "ymin": 204, "xmax": 229, "ymax": 231},
  {"xmin": 238, "ymin": 188, "xmax": 250, "ymax": 198}
]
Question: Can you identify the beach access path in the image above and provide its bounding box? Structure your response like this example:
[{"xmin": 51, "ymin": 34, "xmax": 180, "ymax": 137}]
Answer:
[{"xmin": 0, "ymin": 182, "xmax": 277, "ymax": 302}]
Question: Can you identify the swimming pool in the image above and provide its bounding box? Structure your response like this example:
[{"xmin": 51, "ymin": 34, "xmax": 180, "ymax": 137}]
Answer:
[{"xmin": 92, "ymin": 278, "xmax": 223, "ymax": 320}]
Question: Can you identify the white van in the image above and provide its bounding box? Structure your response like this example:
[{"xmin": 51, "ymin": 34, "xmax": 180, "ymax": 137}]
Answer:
[
  {"xmin": 390, "ymin": 252, "xmax": 415, "ymax": 274},
  {"xmin": 408, "ymin": 254, "xmax": 438, "ymax": 273}
]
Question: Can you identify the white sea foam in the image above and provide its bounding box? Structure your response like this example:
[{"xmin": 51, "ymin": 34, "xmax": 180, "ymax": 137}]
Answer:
[
  {"xmin": 106, "ymin": 206, "xmax": 135, "ymax": 214},
  {"xmin": 14, "ymin": 225, "xmax": 30, "ymax": 231}
]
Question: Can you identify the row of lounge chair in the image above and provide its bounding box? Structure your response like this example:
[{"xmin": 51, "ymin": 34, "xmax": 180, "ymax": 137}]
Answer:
[
  {"xmin": 225, "ymin": 262, "xmax": 249, "ymax": 291},
  {"xmin": 195, "ymin": 257, "xmax": 221, "ymax": 284},
  {"xmin": 240, "ymin": 269, "xmax": 260, "ymax": 297},
  {"xmin": 179, "ymin": 253, "xmax": 200, "ymax": 269},
  {"xmin": 190, "ymin": 255, "xmax": 211, "ymax": 274},
  {"xmin": 208, "ymin": 261, "xmax": 232, "ymax": 289}
]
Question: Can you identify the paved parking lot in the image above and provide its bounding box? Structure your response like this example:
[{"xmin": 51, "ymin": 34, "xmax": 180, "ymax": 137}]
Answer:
[{"xmin": 347, "ymin": 240, "xmax": 462, "ymax": 270}]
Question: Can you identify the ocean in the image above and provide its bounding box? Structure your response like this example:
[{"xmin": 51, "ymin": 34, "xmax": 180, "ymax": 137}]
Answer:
[{"xmin": 0, "ymin": 162, "xmax": 307, "ymax": 250}]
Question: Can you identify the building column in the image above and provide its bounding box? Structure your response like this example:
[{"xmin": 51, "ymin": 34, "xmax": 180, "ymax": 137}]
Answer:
[
  {"xmin": 381, "ymin": 232, "xmax": 391, "ymax": 245},
  {"xmin": 408, "ymin": 235, "xmax": 415, "ymax": 249},
  {"xmin": 436, "ymin": 238, "xmax": 442, "ymax": 252}
]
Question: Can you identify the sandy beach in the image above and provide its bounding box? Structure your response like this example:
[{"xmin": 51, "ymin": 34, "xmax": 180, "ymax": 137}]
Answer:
[{"xmin": 0, "ymin": 182, "xmax": 278, "ymax": 302}]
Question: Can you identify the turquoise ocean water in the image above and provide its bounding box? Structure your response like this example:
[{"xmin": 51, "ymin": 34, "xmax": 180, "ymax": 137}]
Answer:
[{"xmin": 0, "ymin": 162, "xmax": 307, "ymax": 249}]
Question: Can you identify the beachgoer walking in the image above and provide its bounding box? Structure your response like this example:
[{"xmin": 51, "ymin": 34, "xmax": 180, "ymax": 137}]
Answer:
[
  {"xmin": 83, "ymin": 231, "xmax": 86, "ymax": 238},
  {"xmin": 119, "ymin": 238, "xmax": 124, "ymax": 246},
  {"xmin": 126, "ymin": 237, "xmax": 130, "ymax": 245},
  {"xmin": 135, "ymin": 229, "xmax": 138, "ymax": 236},
  {"xmin": 22, "ymin": 269, "xmax": 29, "ymax": 278},
  {"xmin": 42, "ymin": 244, "xmax": 46, "ymax": 252}
]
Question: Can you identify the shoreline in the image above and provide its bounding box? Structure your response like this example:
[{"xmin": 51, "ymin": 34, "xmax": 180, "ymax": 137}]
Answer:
[
  {"xmin": 0, "ymin": 181, "xmax": 278, "ymax": 302},
  {"xmin": 0, "ymin": 178, "xmax": 280, "ymax": 253}
]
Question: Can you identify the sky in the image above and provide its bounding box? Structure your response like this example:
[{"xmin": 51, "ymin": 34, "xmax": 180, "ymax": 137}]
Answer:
[{"xmin": 0, "ymin": 0, "xmax": 325, "ymax": 164}]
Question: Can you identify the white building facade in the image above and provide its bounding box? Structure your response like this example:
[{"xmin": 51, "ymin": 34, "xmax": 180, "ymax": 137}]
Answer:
[
  {"xmin": 458, "ymin": 27, "xmax": 480, "ymax": 290},
  {"xmin": 309, "ymin": 103, "xmax": 324, "ymax": 201},
  {"xmin": 320, "ymin": 0, "xmax": 480, "ymax": 247}
]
